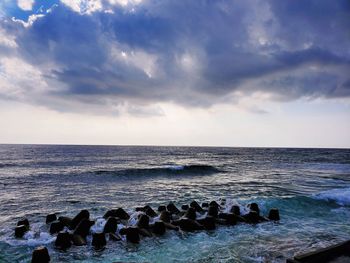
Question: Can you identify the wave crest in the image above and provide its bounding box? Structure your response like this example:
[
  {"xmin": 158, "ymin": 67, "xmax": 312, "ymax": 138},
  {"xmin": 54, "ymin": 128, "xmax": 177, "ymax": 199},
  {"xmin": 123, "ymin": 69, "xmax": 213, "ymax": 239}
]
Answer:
[
  {"xmin": 94, "ymin": 164, "xmax": 220, "ymax": 177},
  {"xmin": 313, "ymin": 187, "xmax": 350, "ymax": 206}
]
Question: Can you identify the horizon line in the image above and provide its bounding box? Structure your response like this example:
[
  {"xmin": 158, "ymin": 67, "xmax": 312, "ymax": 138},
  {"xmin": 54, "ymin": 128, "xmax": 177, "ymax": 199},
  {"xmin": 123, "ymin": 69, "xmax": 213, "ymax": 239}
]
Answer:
[{"xmin": 0, "ymin": 142, "xmax": 349, "ymax": 150}]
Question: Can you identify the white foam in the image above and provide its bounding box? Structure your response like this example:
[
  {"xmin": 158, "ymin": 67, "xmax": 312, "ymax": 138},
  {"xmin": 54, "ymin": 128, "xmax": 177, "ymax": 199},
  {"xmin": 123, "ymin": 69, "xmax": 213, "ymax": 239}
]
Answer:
[
  {"xmin": 314, "ymin": 187, "xmax": 350, "ymax": 206},
  {"xmin": 7, "ymin": 231, "xmax": 56, "ymax": 247},
  {"xmin": 91, "ymin": 218, "xmax": 106, "ymax": 233}
]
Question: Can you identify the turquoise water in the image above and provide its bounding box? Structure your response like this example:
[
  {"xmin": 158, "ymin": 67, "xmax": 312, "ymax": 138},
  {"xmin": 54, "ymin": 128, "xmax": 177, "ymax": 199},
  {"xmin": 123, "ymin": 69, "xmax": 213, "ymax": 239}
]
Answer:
[{"xmin": 0, "ymin": 145, "xmax": 349, "ymax": 262}]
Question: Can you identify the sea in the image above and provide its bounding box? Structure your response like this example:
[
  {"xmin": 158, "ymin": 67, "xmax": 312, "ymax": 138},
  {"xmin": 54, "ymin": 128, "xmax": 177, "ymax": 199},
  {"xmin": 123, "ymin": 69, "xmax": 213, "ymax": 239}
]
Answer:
[{"xmin": 0, "ymin": 144, "xmax": 349, "ymax": 262}]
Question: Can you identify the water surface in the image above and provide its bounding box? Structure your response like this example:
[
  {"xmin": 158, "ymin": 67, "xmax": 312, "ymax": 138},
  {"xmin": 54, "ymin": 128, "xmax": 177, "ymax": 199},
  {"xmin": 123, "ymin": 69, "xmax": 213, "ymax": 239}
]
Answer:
[{"xmin": 0, "ymin": 145, "xmax": 349, "ymax": 262}]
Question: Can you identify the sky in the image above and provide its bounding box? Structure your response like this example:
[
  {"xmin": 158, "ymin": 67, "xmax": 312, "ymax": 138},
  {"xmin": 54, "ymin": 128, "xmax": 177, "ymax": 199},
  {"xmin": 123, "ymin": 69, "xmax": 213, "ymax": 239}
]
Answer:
[{"xmin": 0, "ymin": 0, "xmax": 349, "ymax": 148}]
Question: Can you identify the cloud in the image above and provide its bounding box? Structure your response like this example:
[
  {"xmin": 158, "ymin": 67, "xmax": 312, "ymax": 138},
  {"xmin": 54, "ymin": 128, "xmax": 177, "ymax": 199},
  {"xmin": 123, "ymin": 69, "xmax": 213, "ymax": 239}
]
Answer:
[
  {"xmin": 17, "ymin": 0, "xmax": 35, "ymax": 11},
  {"xmin": 0, "ymin": 0, "xmax": 349, "ymax": 115}
]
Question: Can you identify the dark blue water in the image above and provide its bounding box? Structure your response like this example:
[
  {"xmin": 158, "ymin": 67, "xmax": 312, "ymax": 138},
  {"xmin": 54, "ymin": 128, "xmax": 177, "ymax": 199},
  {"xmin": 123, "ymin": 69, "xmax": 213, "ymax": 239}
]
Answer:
[{"xmin": 0, "ymin": 145, "xmax": 350, "ymax": 262}]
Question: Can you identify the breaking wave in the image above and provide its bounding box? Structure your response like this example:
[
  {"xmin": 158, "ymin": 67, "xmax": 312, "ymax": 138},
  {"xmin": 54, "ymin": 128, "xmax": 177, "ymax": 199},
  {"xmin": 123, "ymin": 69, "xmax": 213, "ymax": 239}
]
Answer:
[
  {"xmin": 93, "ymin": 164, "xmax": 221, "ymax": 177},
  {"xmin": 313, "ymin": 187, "xmax": 350, "ymax": 206}
]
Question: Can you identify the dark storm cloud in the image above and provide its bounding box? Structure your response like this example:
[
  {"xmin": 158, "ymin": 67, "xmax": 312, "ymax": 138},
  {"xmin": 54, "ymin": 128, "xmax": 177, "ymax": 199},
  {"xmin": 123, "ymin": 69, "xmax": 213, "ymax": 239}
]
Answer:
[{"xmin": 0, "ymin": 0, "xmax": 349, "ymax": 112}]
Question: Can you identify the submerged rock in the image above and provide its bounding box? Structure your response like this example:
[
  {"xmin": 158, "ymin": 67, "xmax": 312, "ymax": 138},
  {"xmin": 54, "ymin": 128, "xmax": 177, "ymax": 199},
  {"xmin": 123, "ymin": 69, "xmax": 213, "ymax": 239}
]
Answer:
[{"xmin": 31, "ymin": 246, "xmax": 50, "ymax": 263}]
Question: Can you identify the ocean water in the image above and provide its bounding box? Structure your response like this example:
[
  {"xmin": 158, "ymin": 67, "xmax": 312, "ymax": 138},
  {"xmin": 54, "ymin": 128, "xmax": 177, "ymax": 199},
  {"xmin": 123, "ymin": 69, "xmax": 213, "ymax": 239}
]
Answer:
[{"xmin": 0, "ymin": 145, "xmax": 350, "ymax": 263}]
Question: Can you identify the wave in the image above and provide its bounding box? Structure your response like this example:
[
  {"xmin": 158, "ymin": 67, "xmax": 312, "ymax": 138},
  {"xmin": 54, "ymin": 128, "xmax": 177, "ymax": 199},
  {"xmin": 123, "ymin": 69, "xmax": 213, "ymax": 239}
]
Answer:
[
  {"xmin": 93, "ymin": 164, "xmax": 220, "ymax": 177},
  {"xmin": 313, "ymin": 187, "xmax": 350, "ymax": 206},
  {"xmin": 0, "ymin": 163, "xmax": 18, "ymax": 168}
]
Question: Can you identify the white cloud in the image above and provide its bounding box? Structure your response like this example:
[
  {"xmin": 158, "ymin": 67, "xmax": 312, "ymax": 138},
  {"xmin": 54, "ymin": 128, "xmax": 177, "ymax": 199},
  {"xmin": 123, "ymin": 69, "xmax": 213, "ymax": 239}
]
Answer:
[
  {"xmin": 0, "ymin": 57, "xmax": 48, "ymax": 100},
  {"xmin": 17, "ymin": 0, "xmax": 35, "ymax": 11},
  {"xmin": 60, "ymin": 0, "xmax": 102, "ymax": 14},
  {"xmin": 0, "ymin": 27, "xmax": 17, "ymax": 48},
  {"xmin": 107, "ymin": 0, "xmax": 143, "ymax": 7}
]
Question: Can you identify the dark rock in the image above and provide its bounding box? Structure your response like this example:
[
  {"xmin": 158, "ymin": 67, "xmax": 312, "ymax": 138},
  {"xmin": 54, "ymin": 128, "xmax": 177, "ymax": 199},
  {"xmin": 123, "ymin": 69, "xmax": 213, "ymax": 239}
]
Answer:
[
  {"xmin": 172, "ymin": 218, "xmax": 203, "ymax": 232},
  {"xmin": 248, "ymin": 203, "xmax": 260, "ymax": 215},
  {"xmin": 158, "ymin": 205, "xmax": 166, "ymax": 212},
  {"xmin": 70, "ymin": 210, "xmax": 90, "ymax": 229},
  {"xmin": 159, "ymin": 211, "xmax": 171, "ymax": 223},
  {"xmin": 15, "ymin": 225, "xmax": 28, "ymax": 238},
  {"xmin": 92, "ymin": 232, "xmax": 106, "ymax": 249},
  {"xmin": 103, "ymin": 208, "xmax": 130, "ymax": 220},
  {"xmin": 181, "ymin": 204, "xmax": 189, "ymax": 211},
  {"xmin": 46, "ymin": 214, "xmax": 57, "ymax": 224},
  {"xmin": 208, "ymin": 205, "xmax": 218, "ymax": 218},
  {"xmin": 243, "ymin": 211, "xmax": 260, "ymax": 224},
  {"xmin": 167, "ymin": 203, "xmax": 180, "ymax": 214},
  {"xmin": 197, "ymin": 216, "xmax": 216, "ymax": 230},
  {"xmin": 218, "ymin": 213, "xmax": 237, "ymax": 225},
  {"xmin": 74, "ymin": 219, "xmax": 94, "ymax": 238},
  {"xmin": 55, "ymin": 232, "xmax": 71, "ymax": 250},
  {"xmin": 209, "ymin": 201, "xmax": 220, "ymax": 209},
  {"xmin": 201, "ymin": 202, "xmax": 209, "ymax": 208},
  {"xmin": 135, "ymin": 207, "xmax": 144, "ymax": 212},
  {"xmin": 230, "ymin": 205, "xmax": 241, "ymax": 216},
  {"xmin": 71, "ymin": 234, "xmax": 87, "ymax": 246},
  {"xmin": 144, "ymin": 205, "xmax": 157, "ymax": 218},
  {"xmin": 137, "ymin": 214, "xmax": 150, "ymax": 229},
  {"xmin": 152, "ymin": 221, "xmax": 166, "ymax": 235},
  {"xmin": 268, "ymin": 208, "xmax": 280, "ymax": 221},
  {"xmin": 103, "ymin": 217, "xmax": 119, "ymax": 234},
  {"xmin": 184, "ymin": 207, "xmax": 197, "ymax": 220},
  {"xmin": 109, "ymin": 232, "xmax": 122, "ymax": 241},
  {"xmin": 120, "ymin": 227, "xmax": 140, "ymax": 244},
  {"xmin": 163, "ymin": 222, "xmax": 179, "ymax": 231},
  {"xmin": 17, "ymin": 218, "xmax": 30, "ymax": 227},
  {"xmin": 31, "ymin": 246, "xmax": 50, "ymax": 263},
  {"xmin": 190, "ymin": 201, "xmax": 203, "ymax": 213},
  {"xmin": 49, "ymin": 221, "xmax": 64, "ymax": 235},
  {"xmin": 288, "ymin": 240, "xmax": 350, "ymax": 263},
  {"xmin": 58, "ymin": 216, "xmax": 72, "ymax": 227}
]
